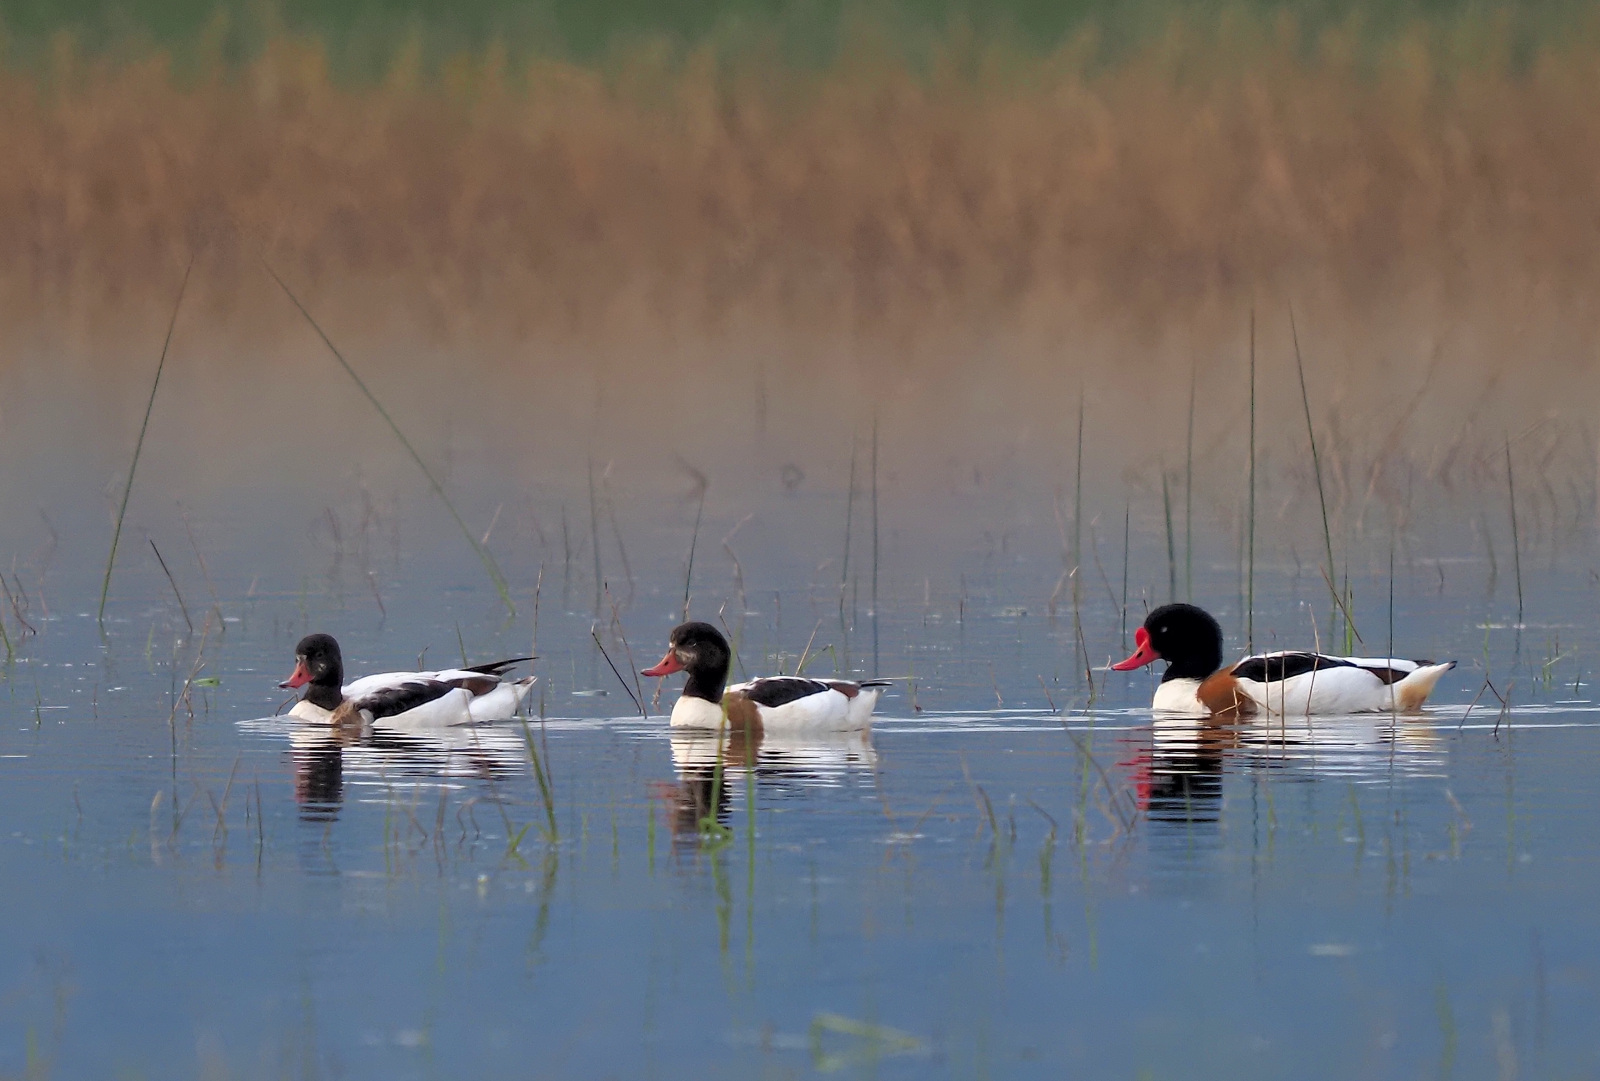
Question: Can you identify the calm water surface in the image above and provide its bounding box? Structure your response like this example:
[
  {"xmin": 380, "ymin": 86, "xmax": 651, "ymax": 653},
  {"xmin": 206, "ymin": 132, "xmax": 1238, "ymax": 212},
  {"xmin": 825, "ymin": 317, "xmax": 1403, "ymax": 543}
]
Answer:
[{"xmin": 0, "ymin": 424, "xmax": 1595, "ymax": 1079}]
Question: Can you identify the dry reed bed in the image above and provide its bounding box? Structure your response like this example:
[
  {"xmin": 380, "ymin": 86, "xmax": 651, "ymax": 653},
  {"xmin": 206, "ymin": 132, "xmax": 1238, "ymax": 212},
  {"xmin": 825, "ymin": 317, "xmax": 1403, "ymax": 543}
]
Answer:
[
  {"xmin": 3, "ymin": 18, "xmax": 1600, "ymax": 343},
  {"xmin": 3, "ymin": 18, "xmax": 1600, "ymax": 525}
]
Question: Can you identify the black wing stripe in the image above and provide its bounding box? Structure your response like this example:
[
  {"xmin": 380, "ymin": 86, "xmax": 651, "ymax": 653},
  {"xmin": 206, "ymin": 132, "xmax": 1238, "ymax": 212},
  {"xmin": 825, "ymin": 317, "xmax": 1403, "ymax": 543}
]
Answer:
[
  {"xmin": 352, "ymin": 679, "xmax": 457, "ymax": 720},
  {"xmin": 1231, "ymin": 653, "xmax": 1356, "ymax": 683},
  {"xmin": 460, "ymin": 656, "xmax": 534, "ymax": 677},
  {"xmin": 740, "ymin": 677, "xmax": 833, "ymax": 708}
]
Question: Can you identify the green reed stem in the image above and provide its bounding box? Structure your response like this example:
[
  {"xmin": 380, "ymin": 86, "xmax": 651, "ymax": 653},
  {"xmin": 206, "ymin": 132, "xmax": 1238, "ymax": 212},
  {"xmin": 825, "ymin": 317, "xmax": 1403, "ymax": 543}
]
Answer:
[
  {"xmin": 265, "ymin": 261, "xmax": 514, "ymax": 617},
  {"xmin": 100, "ymin": 258, "xmax": 191, "ymax": 624},
  {"xmin": 518, "ymin": 716, "xmax": 559, "ymax": 843}
]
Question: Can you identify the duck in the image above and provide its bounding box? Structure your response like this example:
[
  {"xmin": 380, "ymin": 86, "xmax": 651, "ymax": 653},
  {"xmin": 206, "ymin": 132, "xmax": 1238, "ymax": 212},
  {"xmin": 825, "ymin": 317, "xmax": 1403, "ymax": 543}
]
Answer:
[
  {"xmin": 640, "ymin": 621, "xmax": 889, "ymax": 732},
  {"xmin": 280, "ymin": 632, "xmax": 536, "ymax": 727},
  {"xmin": 1111, "ymin": 603, "xmax": 1454, "ymax": 716}
]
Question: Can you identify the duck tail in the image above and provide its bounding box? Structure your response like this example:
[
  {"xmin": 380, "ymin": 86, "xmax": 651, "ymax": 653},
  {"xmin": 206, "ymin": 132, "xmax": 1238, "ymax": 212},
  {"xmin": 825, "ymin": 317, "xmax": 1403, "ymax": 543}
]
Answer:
[
  {"xmin": 463, "ymin": 656, "xmax": 536, "ymax": 676},
  {"xmin": 1395, "ymin": 660, "xmax": 1456, "ymax": 712}
]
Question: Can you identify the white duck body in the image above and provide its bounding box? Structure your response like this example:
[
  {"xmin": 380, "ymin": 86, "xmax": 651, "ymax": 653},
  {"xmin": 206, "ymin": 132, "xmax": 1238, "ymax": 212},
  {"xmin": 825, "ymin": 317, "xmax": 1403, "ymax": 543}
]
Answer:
[
  {"xmin": 1152, "ymin": 653, "xmax": 1456, "ymax": 717},
  {"xmin": 643, "ymin": 620, "xmax": 887, "ymax": 733},
  {"xmin": 291, "ymin": 678, "xmax": 534, "ymax": 727},
  {"xmin": 342, "ymin": 669, "xmax": 536, "ymax": 724},
  {"xmin": 281, "ymin": 634, "xmax": 535, "ymax": 728},
  {"xmin": 1115, "ymin": 605, "xmax": 1454, "ymax": 718},
  {"xmin": 668, "ymin": 678, "xmax": 886, "ymax": 732}
]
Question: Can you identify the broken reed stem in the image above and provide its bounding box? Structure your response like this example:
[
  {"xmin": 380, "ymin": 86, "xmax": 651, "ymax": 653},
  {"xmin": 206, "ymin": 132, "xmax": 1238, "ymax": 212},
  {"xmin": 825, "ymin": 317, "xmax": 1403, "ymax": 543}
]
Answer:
[
  {"xmin": 591, "ymin": 625, "xmax": 646, "ymax": 717},
  {"xmin": 165, "ymin": 610, "xmax": 213, "ymax": 727},
  {"xmin": 1290, "ymin": 306, "xmax": 1343, "ymax": 644},
  {"xmin": 264, "ymin": 261, "xmax": 515, "ymax": 617},
  {"xmin": 100, "ymin": 258, "xmax": 191, "ymax": 624},
  {"xmin": 604, "ymin": 583, "xmax": 647, "ymax": 716},
  {"xmin": 150, "ymin": 539, "xmax": 193, "ymax": 633},
  {"xmin": 1247, "ymin": 306, "xmax": 1256, "ymax": 653},
  {"xmin": 1505, "ymin": 436, "xmax": 1524, "ymax": 625},
  {"xmin": 1185, "ymin": 360, "xmax": 1196, "ymax": 602}
]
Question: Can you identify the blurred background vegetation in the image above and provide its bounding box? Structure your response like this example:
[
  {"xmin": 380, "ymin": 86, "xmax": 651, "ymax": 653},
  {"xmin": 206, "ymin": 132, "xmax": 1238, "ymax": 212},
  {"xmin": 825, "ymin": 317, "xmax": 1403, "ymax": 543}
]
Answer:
[{"xmin": 0, "ymin": 0, "xmax": 1588, "ymax": 76}]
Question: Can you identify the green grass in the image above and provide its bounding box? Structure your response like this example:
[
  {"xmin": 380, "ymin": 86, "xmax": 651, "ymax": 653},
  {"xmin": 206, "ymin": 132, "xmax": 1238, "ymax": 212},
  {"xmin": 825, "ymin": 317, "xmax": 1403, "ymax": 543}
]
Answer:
[{"xmin": 1, "ymin": 0, "xmax": 1589, "ymax": 76}]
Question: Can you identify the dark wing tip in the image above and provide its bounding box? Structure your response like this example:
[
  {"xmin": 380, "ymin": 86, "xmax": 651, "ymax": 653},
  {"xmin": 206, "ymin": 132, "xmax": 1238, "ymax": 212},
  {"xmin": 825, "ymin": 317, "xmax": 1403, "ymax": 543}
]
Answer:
[{"xmin": 462, "ymin": 656, "xmax": 536, "ymax": 675}]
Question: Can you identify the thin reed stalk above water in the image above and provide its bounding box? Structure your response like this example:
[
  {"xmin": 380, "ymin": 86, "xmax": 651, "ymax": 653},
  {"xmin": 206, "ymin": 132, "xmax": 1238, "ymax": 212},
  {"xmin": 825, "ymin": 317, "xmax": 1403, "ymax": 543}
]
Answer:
[
  {"xmin": 99, "ymin": 259, "xmax": 190, "ymax": 623},
  {"xmin": 265, "ymin": 262, "xmax": 515, "ymax": 616},
  {"xmin": 1291, "ymin": 307, "xmax": 1346, "ymax": 647}
]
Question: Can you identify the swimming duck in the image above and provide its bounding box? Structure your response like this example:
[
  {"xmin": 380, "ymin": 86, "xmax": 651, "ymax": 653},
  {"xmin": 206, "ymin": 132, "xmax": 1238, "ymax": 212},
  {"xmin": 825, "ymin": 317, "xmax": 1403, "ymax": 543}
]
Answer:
[
  {"xmin": 641, "ymin": 621, "xmax": 889, "ymax": 732},
  {"xmin": 1111, "ymin": 603, "xmax": 1454, "ymax": 716},
  {"xmin": 280, "ymin": 632, "xmax": 535, "ymax": 727}
]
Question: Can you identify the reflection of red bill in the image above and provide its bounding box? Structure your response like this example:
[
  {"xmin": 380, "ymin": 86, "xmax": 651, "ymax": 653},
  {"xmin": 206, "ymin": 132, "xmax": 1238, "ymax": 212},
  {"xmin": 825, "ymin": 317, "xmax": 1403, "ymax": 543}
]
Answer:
[
  {"xmin": 1116, "ymin": 747, "xmax": 1154, "ymax": 812},
  {"xmin": 1111, "ymin": 626, "xmax": 1159, "ymax": 670},
  {"xmin": 640, "ymin": 650, "xmax": 683, "ymax": 678},
  {"xmin": 279, "ymin": 658, "xmax": 311, "ymax": 689}
]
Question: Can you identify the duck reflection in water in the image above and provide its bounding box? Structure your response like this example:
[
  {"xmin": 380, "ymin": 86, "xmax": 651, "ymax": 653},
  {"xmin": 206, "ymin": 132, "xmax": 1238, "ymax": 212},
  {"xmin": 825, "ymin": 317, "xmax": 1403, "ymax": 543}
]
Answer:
[
  {"xmin": 661, "ymin": 723, "xmax": 877, "ymax": 843},
  {"xmin": 1120, "ymin": 717, "xmax": 1230, "ymax": 828},
  {"xmin": 288, "ymin": 719, "xmax": 531, "ymax": 823},
  {"xmin": 1121, "ymin": 711, "xmax": 1446, "ymax": 831}
]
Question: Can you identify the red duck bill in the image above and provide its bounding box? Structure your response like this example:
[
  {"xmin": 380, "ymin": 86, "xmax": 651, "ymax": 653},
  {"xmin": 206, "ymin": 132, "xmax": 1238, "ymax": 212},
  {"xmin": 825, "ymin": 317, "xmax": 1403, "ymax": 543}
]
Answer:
[
  {"xmin": 1111, "ymin": 627, "xmax": 1159, "ymax": 671},
  {"xmin": 640, "ymin": 650, "xmax": 684, "ymax": 678},
  {"xmin": 279, "ymin": 658, "xmax": 312, "ymax": 689}
]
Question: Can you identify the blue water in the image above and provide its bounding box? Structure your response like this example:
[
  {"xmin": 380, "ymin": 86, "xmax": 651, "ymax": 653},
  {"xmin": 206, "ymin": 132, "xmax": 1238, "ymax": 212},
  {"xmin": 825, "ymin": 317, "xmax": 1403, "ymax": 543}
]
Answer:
[
  {"xmin": 0, "ymin": 487, "xmax": 1594, "ymax": 1081},
  {"xmin": 0, "ymin": 359, "xmax": 1593, "ymax": 1081}
]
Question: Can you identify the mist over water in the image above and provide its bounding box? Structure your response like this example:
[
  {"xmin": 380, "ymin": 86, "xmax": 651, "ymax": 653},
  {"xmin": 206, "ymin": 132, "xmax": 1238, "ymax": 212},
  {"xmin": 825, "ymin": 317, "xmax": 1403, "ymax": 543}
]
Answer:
[
  {"xmin": 0, "ymin": 316, "xmax": 1595, "ymax": 1078},
  {"xmin": 2, "ymin": 5, "xmax": 1599, "ymax": 1075}
]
